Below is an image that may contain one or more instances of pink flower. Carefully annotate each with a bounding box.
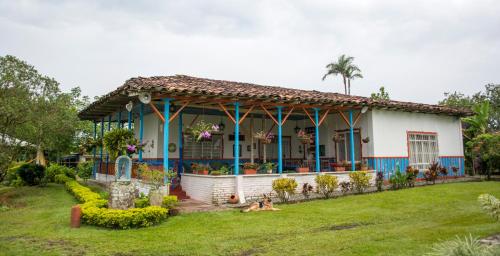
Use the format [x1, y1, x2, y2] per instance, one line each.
[126, 144, 136, 153]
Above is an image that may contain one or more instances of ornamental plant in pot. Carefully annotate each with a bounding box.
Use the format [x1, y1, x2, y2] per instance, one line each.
[192, 163, 210, 175]
[297, 130, 313, 144]
[102, 128, 146, 159]
[189, 120, 219, 142]
[360, 160, 368, 171]
[261, 162, 275, 174]
[296, 163, 309, 173]
[243, 162, 259, 175]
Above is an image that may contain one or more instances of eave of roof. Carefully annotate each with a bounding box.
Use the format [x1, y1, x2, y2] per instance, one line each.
[78, 75, 473, 120]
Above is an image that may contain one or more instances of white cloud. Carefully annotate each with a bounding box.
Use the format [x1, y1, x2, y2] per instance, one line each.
[0, 0, 498, 103]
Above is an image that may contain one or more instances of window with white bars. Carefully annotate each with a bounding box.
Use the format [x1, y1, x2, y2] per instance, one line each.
[408, 133, 439, 170]
[183, 134, 223, 159]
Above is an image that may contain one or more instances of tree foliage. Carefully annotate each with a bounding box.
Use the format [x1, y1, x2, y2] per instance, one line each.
[322, 54, 363, 95]
[0, 55, 91, 181]
[370, 86, 390, 101]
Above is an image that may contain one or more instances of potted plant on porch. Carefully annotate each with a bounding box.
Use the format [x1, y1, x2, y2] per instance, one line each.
[296, 163, 309, 173]
[332, 160, 348, 172]
[261, 162, 275, 174]
[243, 162, 259, 175]
[192, 163, 210, 175]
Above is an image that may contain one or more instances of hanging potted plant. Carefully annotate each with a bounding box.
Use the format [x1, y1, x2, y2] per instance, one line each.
[190, 120, 219, 142]
[297, 130, 313, 144]
[243, 162, 259, 175]
[102, 128, 146, 160]
[254, 131, 274, 144]
[362, 136, 370, 143]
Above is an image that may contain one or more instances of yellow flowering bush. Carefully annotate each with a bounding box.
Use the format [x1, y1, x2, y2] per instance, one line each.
[63, 176, 168, 229]
[348, 171, 371, 194]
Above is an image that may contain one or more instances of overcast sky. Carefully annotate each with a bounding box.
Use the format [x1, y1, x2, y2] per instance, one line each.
[1, 0, 498, 104]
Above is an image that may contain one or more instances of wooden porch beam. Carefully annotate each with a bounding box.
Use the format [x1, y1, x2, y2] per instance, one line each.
[238, 105, 255, 125]
[318, 109, 331, 126]
[302, 107, 316, 126]
[149, 102, 166, 123]
[169, 101, 190, 123]
[218, 103, 236, 124]
[260, 105, 279, 125]
[352, 111, 362, 127]
[338, 110, 351, 128]
[281, 106, 295, 125]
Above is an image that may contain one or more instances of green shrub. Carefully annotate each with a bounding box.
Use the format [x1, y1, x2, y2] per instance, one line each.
[348, 171, 371, 194]
[272, 177, 298, 203]
[375, 171, 384, 192]
[315, 175, 338, 198]
[134, 197, 150, 208]
[17, 163, 45, 186]
[46, 164, 76, 182]
[478, 194, 500, 221]
[389, 170, 407, 190]
[426, 234, 494, 256]
[4, 163, 24, 186]
[64, 178, 168, 229]
[77, 161, 94, 181]
[162, 195, 178, 209]
[54, 174, 72, 184]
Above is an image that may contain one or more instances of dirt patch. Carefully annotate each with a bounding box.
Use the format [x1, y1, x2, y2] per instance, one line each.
[238, 248, 264, 256]
[480, 234, 500, 245]
[1, 235, 88, 255]
[316, 222, 372, 232]
[0, 190, 27, 208]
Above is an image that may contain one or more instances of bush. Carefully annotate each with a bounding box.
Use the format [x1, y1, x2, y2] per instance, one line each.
[375, 171, 384, 192]
[348, 171, 371, 194]
[134, 197, 150, 208]
[77, 161, 94, 181]
[424, 162, 440, 184]
[467, 133, 500, 180]
[46, 164, 76, 182]
[406, 166, 419, 187]
[315, 175, 338, 198]
[54, 174, 72, 184]
[478, 194, 500, 221]
[64, 178, 168, 229]
[426, 234, 494, 256]
[162, 195, 178, 209]
[3, 163, 24, 186]
[389, 170, 407, 190]
[17, 163, 45, 186]
[272, 178, 298, 203]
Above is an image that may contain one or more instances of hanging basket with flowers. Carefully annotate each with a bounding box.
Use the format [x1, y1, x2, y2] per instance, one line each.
[297, 130, 314, 144]
[188, 120, 220, 142]
[254, 131, 274, 144]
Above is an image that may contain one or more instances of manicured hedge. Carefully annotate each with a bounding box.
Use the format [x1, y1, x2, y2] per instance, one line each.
[62, 176, 168, 229]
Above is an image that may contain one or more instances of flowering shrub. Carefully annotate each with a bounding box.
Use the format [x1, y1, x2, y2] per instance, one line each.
[272, 178, 298, 203]
[348, 171, 371, 194]
[424, 162, 440, 184]
[315, 175, 338, 198]
[162, 196, 178, 209]
[102, 128, 145, 159]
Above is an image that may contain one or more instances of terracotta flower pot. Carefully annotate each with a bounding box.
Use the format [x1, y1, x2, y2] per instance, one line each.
[198, 170, 209, 175]
[297, 167, 309, 173]
[361, 166, 368, 171]
[244, 169, 257, 175]
[228, 194, 239, 204]
[334, 166, 346, 172]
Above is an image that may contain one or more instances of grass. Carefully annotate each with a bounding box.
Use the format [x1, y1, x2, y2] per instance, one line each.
[0, 182, 499, 255]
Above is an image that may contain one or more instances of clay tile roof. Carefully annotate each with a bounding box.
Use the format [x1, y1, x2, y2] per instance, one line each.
[78, 75, 472, 120]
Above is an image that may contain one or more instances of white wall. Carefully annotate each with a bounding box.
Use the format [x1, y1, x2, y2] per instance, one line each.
[371, 110, 463, 157]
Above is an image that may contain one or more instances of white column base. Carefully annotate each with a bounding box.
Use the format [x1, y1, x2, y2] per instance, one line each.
[235, 175, 246, 204]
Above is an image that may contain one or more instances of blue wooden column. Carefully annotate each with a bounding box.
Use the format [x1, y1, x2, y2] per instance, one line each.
[178, 112, 183, 175]
[138, 103, 144, 162]
[117, 111, 122, 128]
[127, 109, 132, 130]
[234, 102, 240, 175]
[277, 106, 283, 174]
[99, 118, 104, 174]
[92, 121, 97, 179]
[163, 99, 171, 184]
[349, 109, 355, 171]
[314, 108, 320, 172]
[106, 115, 111, 175]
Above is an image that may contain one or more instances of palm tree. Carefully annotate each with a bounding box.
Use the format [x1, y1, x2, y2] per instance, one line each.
[322, 54, 353, 94]
[345, 65, 363, 95]
[322, 54, 362, 95]
[463, 101, 490, 137]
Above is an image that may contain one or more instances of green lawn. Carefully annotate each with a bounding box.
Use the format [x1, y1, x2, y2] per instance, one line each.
[0, 182, 499, 256]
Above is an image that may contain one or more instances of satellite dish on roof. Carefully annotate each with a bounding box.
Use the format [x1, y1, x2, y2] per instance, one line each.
[138, 92, 152, 104]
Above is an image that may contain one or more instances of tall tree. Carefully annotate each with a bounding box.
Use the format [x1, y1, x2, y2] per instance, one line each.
[322, 54, 354, 94]
[462, 102, 490, 138]
[345, 65, 363, 95]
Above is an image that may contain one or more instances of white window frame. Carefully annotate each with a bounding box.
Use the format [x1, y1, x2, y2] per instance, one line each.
[183, 134, 223, 159]
[407, 132, 439, 170]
